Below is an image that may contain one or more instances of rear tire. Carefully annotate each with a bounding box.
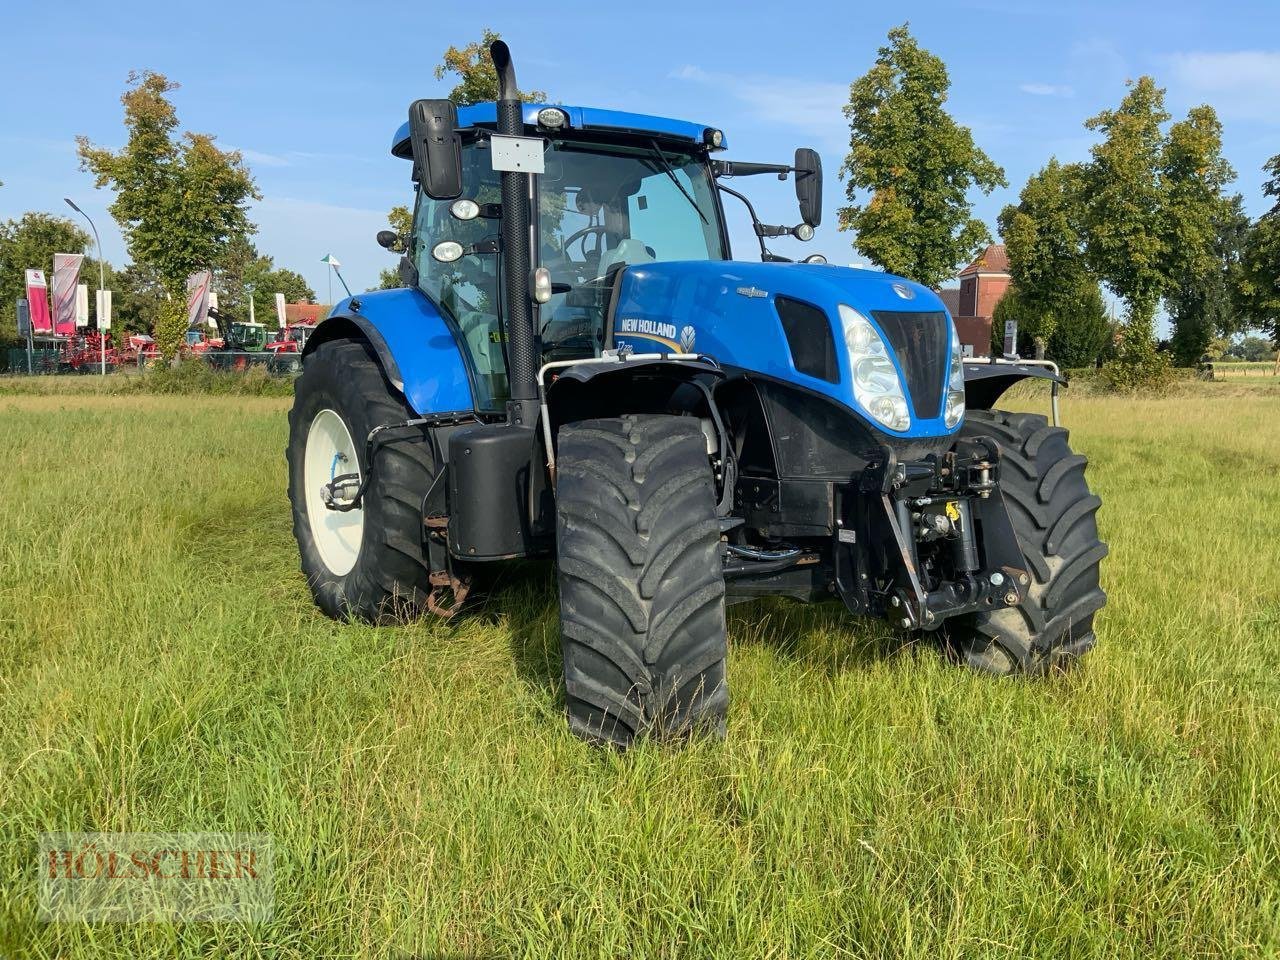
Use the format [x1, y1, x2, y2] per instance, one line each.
[555, 415, 728, 748]
[287, 339, 436, 622]
[945, 409, 1108, 675]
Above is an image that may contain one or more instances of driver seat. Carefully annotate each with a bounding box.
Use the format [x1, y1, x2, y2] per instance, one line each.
[597, 238, 654, 276]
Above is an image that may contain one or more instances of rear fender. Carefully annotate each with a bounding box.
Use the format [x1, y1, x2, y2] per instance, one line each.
[302, 288, 473, 416]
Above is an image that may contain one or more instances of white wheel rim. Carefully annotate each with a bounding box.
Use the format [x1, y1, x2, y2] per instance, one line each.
[304, 408, 364, 576]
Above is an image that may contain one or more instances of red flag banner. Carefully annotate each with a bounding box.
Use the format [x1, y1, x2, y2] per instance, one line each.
[52, 253, 85, 336]
[25, 269, 51, 334]
[186, 271, 212, 329]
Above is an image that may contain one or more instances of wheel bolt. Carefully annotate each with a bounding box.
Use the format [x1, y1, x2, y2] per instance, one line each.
[990, 572, 1005, 586]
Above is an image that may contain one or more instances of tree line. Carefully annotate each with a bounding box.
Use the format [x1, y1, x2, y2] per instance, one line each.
[6, 25, 1276, 386]
[1, 71, 314, 360]
[838, 26, 1278, 388]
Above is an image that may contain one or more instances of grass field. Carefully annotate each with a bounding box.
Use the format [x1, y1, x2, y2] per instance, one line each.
[1, 376, 1278, 958]
[1212, 361, 1280, 380]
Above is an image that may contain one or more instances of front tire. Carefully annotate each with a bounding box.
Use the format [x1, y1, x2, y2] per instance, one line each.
[287, 339, 436, 622]
[555, 415, 728, 747]
[946, 409, 1108, 675]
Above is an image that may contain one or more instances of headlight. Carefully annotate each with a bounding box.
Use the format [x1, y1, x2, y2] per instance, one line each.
[838, 304, 910, 432]
[944, 319, 965, 428]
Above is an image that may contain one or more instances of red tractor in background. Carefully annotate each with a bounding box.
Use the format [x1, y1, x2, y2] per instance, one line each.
[263, 320, 317, 373]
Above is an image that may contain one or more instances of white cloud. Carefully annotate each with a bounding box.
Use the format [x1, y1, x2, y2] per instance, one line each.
[226, 146, 292, 168]
[670, 65, 848, 148]
[1168, 50, 1280, 120]
[1019, 83, 1074, 97]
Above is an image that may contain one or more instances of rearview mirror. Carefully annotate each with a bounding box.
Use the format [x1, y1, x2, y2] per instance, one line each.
[376, 230, 400, 251]
[407, 99, 463, 200]
[794, 147, 823, 228]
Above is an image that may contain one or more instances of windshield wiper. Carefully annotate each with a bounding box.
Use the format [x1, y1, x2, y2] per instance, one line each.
[647, 139, 708, 225]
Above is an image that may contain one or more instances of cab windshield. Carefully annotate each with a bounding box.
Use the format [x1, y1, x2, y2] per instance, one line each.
[413, 137, 725, 408]
[539, 139, 724, 360]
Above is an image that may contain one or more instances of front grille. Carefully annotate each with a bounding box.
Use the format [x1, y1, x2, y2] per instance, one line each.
[871, 310, 948, 419]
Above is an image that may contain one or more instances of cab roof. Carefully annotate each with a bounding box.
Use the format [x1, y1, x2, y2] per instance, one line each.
[390, 102, 724, 158]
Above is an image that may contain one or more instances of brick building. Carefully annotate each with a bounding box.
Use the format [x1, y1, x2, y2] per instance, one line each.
[936, 243, 1011, 356]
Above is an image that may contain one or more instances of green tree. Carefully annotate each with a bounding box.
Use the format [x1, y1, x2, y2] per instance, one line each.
[111, 262, 167, 337]
[839, 24, 1006, 288]
[1161, 105, 1237, 364]
[1048, 284, 1113, 369]
[435, 28, 547, 105]
[992, 282, 1112, 369]
[1226, 334, 1274, 361]
[1080, 76, 1170, 359]
[77, 71, 260, 357]
[997, 159, 1089, 358]
[217, 236, 315, 320]
[374, 205, 413, 290]
[1239, 153, 1280, 343]
[1168, 194, 1251, 364]
[0, 213, 91, 341]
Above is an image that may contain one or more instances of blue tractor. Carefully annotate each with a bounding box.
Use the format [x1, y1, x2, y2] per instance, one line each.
[288, 42, 1106, 747]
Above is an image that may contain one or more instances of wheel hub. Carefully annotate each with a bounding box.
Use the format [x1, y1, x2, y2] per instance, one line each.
[304, 408, 364, 576]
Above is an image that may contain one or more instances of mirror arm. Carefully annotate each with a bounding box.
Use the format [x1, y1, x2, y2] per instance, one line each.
[713, 159, 792, 179]
[717, 182, 775, 262]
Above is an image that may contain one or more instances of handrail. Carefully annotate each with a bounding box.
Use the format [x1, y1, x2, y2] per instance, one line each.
[963, 356, 1062, 426]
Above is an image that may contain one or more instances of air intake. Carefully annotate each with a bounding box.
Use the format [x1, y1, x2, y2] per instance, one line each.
[776, 297, 838, 383]
[870, 311, 949, 419]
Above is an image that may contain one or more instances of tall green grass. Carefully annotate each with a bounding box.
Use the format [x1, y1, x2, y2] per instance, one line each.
[0, 382, 1277, 958]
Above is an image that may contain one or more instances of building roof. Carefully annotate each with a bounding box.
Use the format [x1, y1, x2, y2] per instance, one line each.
[959, 243, 1010, 277]
[936, 287, 961, 317]
[284, 302, 329, 324]
[392, 103, 721, 159]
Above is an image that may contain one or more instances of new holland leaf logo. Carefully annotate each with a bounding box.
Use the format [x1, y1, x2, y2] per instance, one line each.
[679, 325, 697, 352]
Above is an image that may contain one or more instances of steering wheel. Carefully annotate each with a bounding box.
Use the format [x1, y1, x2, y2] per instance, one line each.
[560, 225, 608, 263]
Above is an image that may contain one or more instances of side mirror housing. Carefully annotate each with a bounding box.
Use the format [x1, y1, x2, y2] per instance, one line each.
[794, 147, 823, 228]
[376, 230, 400, 251]
[407, 99, 463, 200]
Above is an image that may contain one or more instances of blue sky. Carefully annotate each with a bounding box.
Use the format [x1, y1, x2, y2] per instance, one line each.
[2, 0, 1278, 306]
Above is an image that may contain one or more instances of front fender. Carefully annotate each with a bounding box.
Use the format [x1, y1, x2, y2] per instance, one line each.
[962, 359, 1064, 410]
[302, 288, 474, 416]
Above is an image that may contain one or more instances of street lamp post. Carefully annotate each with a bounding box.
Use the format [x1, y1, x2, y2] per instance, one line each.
[64, 198, 107, 375]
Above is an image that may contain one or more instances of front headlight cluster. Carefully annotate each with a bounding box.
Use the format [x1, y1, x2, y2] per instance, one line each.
[838, 304, 910, 432]
[944, 320, 965, 428]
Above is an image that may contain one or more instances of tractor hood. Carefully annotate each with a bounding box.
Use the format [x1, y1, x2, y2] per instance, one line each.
[608, 260, 960, 440]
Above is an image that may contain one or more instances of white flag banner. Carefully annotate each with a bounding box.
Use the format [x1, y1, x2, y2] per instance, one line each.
[96, 289, 113, 330]
[52, 253, 85, 335]
[75, 284, 90, 327]
[186, 271, 212, 329]
[274, 293, 287, 329]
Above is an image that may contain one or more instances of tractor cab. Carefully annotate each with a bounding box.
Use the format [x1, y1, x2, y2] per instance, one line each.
[389, 102, 817, 408]
[229, 321, 267, 351]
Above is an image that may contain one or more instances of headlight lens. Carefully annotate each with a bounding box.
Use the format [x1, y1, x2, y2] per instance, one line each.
[944, 319, 965, 428]
[839, 304, 910, 432]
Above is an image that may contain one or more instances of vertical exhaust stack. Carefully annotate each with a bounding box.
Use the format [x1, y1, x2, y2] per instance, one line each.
[489, 40, 539, 419]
